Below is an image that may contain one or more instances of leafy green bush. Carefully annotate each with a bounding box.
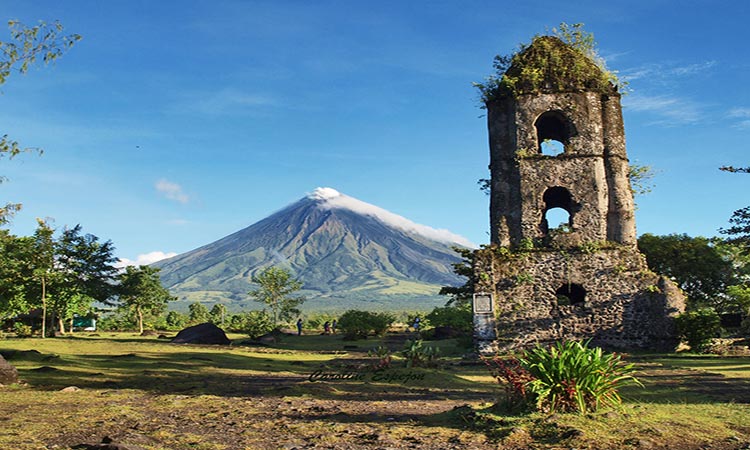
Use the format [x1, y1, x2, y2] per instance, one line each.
[425, 305, 472, 333]
[401, 339, 440, 368]
[164, 310, 187, 331]
[337, 310, 395, 340]
[227, 311, 274, 338]
[12, 322, 32, 338]
[519, 340, 641, 414]
[675, 308, 721, 353]
[188, 302, 211, 325]
[96, 311, 137, 331]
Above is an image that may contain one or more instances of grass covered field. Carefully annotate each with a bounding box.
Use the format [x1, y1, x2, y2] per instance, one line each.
[1, 332, 749, 449]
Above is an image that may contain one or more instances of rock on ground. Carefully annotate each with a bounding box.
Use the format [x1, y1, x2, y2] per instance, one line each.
[0, 354, 19, 385]
[171, 323, 230, 345]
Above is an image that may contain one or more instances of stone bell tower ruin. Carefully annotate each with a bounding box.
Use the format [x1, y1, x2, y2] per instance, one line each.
[473, 36, 685, 352]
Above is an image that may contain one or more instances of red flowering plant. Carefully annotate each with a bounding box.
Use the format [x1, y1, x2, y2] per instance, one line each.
[483, 355, 537, 412]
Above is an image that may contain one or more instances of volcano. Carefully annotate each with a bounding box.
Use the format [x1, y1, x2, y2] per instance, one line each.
[154, 188, 473, 310]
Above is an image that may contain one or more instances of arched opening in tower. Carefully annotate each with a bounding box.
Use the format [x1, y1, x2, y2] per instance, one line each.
[535, 110, 574, 156]
[545, 207, 569, 230]
[556, 283, 586, 306]
[541, 186, 576, 233]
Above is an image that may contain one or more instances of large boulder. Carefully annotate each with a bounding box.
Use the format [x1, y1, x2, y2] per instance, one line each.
[171, 323, 230, 345]
[0, 354, 19, 385]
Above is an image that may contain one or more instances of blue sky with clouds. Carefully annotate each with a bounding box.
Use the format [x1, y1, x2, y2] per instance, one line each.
[1, 0, 748, 264]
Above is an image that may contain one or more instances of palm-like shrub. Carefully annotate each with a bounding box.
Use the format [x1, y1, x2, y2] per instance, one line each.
[519, 340, 641, 414]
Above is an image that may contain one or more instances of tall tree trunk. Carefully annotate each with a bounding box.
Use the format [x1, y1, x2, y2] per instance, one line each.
[69, 317, 75, 334]
[57, 316, 65, 335]
[41, 277, 46, 339]
[138, 306, 144, 334]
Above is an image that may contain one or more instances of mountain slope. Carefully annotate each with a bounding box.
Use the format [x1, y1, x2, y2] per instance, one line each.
[154, 188, 473, 310]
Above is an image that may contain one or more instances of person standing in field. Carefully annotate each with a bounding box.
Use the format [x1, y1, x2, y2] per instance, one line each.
[296, 318, 303, 336]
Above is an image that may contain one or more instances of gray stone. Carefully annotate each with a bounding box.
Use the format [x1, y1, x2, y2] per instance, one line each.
[0, 354, 18, 385]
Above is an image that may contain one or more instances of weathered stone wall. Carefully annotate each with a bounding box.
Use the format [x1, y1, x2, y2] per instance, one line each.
[474, 246, 685, 351]
[518, 155, 608, 243]
[488, 91, 636, 247]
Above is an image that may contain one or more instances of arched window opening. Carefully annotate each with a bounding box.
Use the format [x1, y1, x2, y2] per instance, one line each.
[545, 207, 570, 231]
[540, 186, 578, 234]
[556, 283, 586, 306]
[535, 111, 575, 156]
[541, 139, 565, 156]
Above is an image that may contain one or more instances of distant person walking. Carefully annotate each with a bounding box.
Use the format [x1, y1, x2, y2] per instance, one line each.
[296, 318, 303, 336]
[331, 319, 337, 334]
[323, 321, 331, 335]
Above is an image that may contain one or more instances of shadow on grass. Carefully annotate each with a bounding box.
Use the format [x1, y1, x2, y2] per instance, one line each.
[2, 346, 496, 402]
[624, 367, 750, 404]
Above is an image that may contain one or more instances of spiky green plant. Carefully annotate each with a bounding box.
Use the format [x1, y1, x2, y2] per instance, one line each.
[401, 339, 440, 368]
[519, 340, 642, 414]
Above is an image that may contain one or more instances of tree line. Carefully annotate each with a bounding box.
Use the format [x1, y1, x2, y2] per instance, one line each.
[0, 219, 174, 337]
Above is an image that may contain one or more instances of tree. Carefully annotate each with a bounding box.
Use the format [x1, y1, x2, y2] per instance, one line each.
[248, 266, 305, 326]
[675, 308, 722, 353]
[188, 302, 210, 324]
[118, 265, 175, 334]
[628, 164, 656, 198]
[50, 224, 119, 333]
[719, 166, 750, 251]
[164, 310, 187, 330]
[439, 246, 477, 308]
[1, 20, 80, 224]
[0, 230, 35, 320]
[638, 234, 737, 311]
[31, 218, 56, 338]
[336, 310, 395, 340]
[210, 304, 227, 326]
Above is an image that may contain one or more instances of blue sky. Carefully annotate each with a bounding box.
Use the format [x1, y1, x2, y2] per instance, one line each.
[1, 0, 748, 264]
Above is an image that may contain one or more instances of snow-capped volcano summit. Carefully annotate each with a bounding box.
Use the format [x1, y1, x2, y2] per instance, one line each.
[307, 187, 474, 248]
[154, 188, 472, 309]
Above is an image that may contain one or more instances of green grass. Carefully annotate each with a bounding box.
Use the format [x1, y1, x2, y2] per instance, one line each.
[1, 334, 749, 449]
[649, 354, 750, 378]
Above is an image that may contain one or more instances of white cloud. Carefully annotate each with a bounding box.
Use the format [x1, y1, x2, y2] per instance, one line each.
[623, 94, 701, 125]
[117, 251, 178, 268]
[170, 88, 279, 116]
[622, 61, 716, 82]
[308, 187, 476, 248]
[729, 107, 750, 129]
[156, 179, 189, 204]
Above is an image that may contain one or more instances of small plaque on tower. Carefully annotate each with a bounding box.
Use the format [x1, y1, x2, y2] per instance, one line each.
[473, 293, 493, 314]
